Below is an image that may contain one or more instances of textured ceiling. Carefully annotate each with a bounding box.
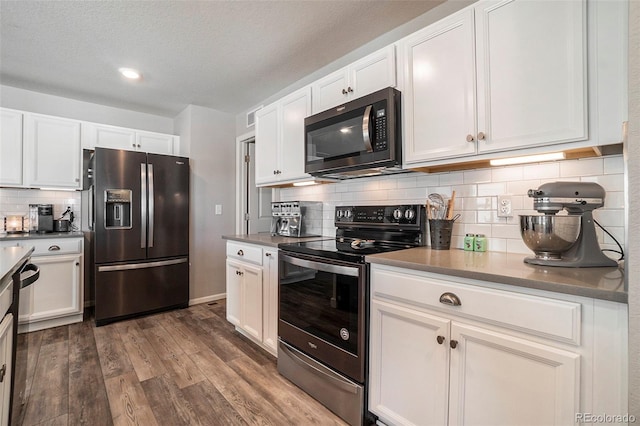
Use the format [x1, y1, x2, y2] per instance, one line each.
[0, 1, 441, 117]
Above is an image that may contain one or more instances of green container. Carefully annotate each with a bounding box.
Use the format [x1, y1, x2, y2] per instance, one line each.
[464, 234, 475, 251]
[474, 234, 487, 252]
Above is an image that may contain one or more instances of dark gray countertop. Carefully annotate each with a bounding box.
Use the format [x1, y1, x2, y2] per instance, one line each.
[366, 247, 626, 303]
[0, 231, 84, 241]
[1, 246, 35, 286]
[222, 233, 331, 248]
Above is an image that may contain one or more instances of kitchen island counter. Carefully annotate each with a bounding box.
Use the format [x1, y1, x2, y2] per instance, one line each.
[1, 245, 34, 286]
[222, 233, 330, 248]
[366, 247, 626, 303]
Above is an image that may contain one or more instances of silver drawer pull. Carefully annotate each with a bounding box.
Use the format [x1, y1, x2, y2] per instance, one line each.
[439, 292, 461, 307]
[237, 249, 244, 256]
[48, 245, 61, 251]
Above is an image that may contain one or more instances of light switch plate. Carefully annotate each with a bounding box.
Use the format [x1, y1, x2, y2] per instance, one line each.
[215, 204, 222, 215]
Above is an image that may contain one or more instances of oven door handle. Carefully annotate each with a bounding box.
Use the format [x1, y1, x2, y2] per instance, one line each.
[280, 254, 359, 277]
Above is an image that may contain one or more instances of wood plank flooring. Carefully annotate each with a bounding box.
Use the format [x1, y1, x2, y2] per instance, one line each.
[16, 300, 348, 426]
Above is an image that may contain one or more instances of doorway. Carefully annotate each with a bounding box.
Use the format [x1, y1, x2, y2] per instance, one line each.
[236, 133, 272, 234]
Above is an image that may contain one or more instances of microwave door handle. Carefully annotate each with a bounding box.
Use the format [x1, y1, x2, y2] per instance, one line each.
[362, 105, 374, 153]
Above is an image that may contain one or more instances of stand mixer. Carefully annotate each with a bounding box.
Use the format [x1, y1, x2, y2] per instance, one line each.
[520, 181, 618, 268]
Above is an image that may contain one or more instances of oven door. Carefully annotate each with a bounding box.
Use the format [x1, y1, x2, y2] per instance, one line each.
[278, 251, 366, 383]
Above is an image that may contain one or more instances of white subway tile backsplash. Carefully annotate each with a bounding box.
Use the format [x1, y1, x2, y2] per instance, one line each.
[273, 155, 625, 256]
[560, 158, 604, 177]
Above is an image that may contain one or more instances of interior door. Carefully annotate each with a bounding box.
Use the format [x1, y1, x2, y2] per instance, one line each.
[246, 142, 272, 234]
[146, 153, 190, 259]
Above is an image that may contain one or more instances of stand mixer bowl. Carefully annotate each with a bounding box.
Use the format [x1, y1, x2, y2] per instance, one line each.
[519, 215, 581, 259]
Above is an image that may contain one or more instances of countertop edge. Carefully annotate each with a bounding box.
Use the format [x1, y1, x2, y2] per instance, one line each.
[222, 234, 329, 248]
[0, 231, 84, 241]
[1, 246, 35, 285]
[366, 255, 627, 304]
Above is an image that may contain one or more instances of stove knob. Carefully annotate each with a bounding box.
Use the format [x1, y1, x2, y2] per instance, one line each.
[345, 210, 352, 219]
[393, 209, 403, 220]
[405, 209, 415, 220]
[337, 210, 344, 219]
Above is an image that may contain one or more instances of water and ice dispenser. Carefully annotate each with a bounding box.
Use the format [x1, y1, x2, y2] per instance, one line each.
[104, 189, 132, 229]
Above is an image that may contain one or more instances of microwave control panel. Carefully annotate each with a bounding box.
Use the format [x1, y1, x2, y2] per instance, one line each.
[373, 102, 388, 152]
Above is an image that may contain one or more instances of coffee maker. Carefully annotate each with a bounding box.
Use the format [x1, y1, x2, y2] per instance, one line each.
[28, 204, 54, 233]
[271, 201, 322, 237]
[519, 182, 618, 267]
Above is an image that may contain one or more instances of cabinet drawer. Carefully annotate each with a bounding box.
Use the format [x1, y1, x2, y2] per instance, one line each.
[226, 241, 263, 265]
[371, 266, 581, 345]
[2, 238, 82, 256]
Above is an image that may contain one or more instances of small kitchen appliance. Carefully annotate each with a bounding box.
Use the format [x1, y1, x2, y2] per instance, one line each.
[278, 204, 426, 425]
[3, 215, 25, 234]
[304, 87, 403, 179]
[28, 204, 54, 233]
[270, 201, 322, 237]
[519, 181, 617, 267]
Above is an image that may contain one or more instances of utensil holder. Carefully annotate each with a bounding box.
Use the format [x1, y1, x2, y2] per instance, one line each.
[429, 219, 454, 250]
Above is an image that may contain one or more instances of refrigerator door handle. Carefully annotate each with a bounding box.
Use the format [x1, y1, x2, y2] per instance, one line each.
[141, 163, 147, 249]
[88, 184, 94, 230]
[148, 163, 154, 248]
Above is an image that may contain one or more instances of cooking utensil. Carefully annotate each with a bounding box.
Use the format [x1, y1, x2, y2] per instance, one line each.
[446, 190, 456, 220]
[53, 219, 70, 232]
[428, 193, 446, 219]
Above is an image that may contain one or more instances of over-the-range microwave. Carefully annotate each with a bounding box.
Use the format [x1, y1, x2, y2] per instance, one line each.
[304, 87, 403, 179]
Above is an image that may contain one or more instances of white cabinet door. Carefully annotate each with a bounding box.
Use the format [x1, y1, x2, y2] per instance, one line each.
[402, 9, 478, 164]
[255, 86, 311, 186]
[475, 0, 587, 153]
[279, 87, 312, 183]
[0, 314, 12, 426]
[255, 103, 280, 185]
[26, 254, 82, 323]
[136, 131, 175, 155]
[24, 114, 81, 189]
[82, 122, 136, 151]
[311, 69, 349, 113]
[262, 249, 278, 355]
[448, 322, 580, 426]
[369, 299, 451, 426]
[239, 263, 263, 342]
[226, 260, 242, 327]
[0, 108, 23, 186]
[350, 45, 396, 100]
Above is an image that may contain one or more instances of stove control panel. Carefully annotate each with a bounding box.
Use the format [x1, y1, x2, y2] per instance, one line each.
[335, 205, 423, 226]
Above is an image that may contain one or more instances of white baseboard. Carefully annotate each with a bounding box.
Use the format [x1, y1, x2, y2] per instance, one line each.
[189, 293, 226, 306]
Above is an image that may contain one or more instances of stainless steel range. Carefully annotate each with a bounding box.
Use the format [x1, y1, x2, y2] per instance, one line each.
[277, 204, 426, 426]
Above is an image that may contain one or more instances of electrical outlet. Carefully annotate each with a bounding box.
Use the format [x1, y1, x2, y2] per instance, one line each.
[497, 195, 513, 217]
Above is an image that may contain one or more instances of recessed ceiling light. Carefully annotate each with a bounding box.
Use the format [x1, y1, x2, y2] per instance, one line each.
[118, 67, 142, 80]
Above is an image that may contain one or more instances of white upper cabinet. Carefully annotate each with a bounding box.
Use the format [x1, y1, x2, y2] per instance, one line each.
[255, 86, 312, 186]
[0, 108, 24, 186]
[475, 0, 587, 154]
[403, 0, 591, 166]
[82, 122, 177, 155]
[312, 45, 396, 113]
[24, 113, 82, 189]
[401, 9, 478, 162]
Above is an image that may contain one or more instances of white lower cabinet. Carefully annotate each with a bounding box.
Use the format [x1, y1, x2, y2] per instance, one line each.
[368, 264, 627, 426]
[225, 241, 278, 356]
[0, 314, 13, 426]
[1, 238, 84, 333]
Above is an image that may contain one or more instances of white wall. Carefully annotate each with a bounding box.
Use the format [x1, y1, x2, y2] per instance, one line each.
[0, 85, 174, 133]
[174, 105, 236, 302]
[626, 0, 639, 417]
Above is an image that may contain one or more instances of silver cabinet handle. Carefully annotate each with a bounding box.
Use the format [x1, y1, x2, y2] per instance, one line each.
[237, 250, 244, 256]
[439, 292, 462, 306]
[48, 245, 61, 251]
[466, 134, 475, 142]
[265, 252, 272, 257]
[436, 336, 445, 345]
[477, 132, 486, 140]
[347, 86, 353, 93]
[0, 364, 5, 382]
[450, 340, 458, 349]
[342, 88, 348, 95]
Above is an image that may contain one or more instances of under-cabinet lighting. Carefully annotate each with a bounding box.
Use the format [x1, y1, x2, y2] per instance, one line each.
[490, 152, 566, 166]
[293, 181, 318, 187]
[39, 188, 77, 192]
[118, 67, 142, 80]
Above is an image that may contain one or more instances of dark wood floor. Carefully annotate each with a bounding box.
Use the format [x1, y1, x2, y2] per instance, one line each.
[14, 300, 347, 426]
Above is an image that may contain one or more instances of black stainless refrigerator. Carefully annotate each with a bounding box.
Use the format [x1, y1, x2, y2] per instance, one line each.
[88, 147, 189, 325]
